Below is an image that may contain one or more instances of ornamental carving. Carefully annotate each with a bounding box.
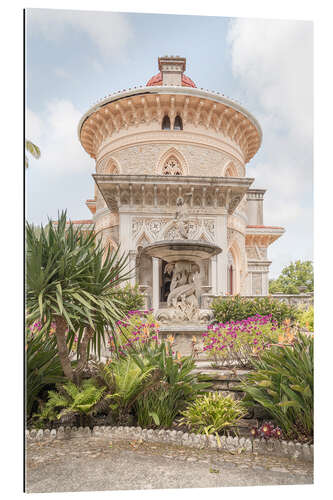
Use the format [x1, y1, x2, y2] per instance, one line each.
[163, 156, 182, 175]
[132, 216, 216, 244]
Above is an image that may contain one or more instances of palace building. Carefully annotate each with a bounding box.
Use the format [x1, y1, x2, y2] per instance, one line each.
[77, 56, 284, 311]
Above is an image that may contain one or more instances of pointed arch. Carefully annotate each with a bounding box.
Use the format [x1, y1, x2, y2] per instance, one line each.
[97, 155, 121, 175]
[156, 147, 189, 175]
[223, 160, 238, 177]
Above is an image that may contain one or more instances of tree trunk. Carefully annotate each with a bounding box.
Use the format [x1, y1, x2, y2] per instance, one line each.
[73, 326, 94, 385]
[54, 315, 73, 381]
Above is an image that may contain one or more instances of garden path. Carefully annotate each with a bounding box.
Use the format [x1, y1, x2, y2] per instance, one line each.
[25, 437, 313, 493]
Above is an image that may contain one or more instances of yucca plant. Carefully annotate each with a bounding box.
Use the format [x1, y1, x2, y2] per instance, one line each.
[26, 211, 132, 383]
[180, 392, 247, 435]
[26, 329, 64, 417]
[39, 379, 106, 425]
[238, 332, 313, 441]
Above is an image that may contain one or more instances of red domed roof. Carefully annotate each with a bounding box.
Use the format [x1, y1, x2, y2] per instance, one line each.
[146, 72, 196, 88]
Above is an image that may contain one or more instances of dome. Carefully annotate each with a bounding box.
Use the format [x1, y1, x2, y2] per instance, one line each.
[146, 72, 196, 88]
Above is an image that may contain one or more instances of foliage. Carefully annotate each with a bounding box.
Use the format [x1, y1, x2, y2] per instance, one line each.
[202, 314, 280, 368]
[25, 140, 40, 168]
[133, 340, 210, 428]
[180, 392, 246, 435]
[269, 260, 314, 295]
[298, 306, 314, 332]
[95, 357, 154, 424]
[37, 379, 106, 424]
[238, 333, 313, 441]
[113, 283, 145, 315]
[250, 421, 283, 440]
[110, 310, 159, 355]
[26, 327, 64, 417]
[26, 211, 131, 382]
[211, 295, 299, 326]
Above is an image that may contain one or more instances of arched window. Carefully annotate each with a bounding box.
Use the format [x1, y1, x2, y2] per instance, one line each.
[162, 115, 171, 130]
[162, 156, 183, 175]
[173, 115, 183, 130]
[227, 250, 234, 295]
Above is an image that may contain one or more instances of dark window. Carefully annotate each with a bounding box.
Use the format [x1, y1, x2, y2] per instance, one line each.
[162, 115, 171, 130]
[173, 115, 183, 130]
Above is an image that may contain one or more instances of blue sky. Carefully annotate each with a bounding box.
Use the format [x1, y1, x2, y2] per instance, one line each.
[25, 8, 313, 278]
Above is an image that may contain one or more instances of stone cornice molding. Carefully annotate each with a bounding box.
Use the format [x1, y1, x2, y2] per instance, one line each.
[245, 225, 285, 247]
[79, 88, 261, 163]
[93, 174, 254, 214]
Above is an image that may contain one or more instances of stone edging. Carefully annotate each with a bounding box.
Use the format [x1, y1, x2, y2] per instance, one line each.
[26, 426, 313, 463]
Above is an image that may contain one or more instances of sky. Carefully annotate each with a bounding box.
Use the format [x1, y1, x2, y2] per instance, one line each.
[25, 8, 313, 278]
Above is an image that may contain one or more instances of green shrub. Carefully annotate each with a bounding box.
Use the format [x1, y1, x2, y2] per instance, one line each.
[211, 295, 299, 326]
[298, 306, 314, 332]
[113, 283, 145, 315]
[38, 379, 106, 425]
[95, 357, 154, 424]
[133, 341, 210, 428]
[180, 392, 246, 435]
[238, 333, 313, 441]
[26, 327, 64, 417]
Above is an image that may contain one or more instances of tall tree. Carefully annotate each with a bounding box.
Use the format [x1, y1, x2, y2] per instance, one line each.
[26, 212, 132, 383]
[269, 260, 314, 295]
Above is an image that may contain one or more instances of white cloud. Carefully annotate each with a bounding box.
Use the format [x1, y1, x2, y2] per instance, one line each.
[227, 18, 313, 275]
[27, 9, 132, 59]
[26, 99, 94, 174]
[227, 18, 313, 145]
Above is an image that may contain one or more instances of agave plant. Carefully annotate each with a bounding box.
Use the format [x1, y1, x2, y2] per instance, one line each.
[26, 329, 64, 417]
[26, 211, 132, 383]
[238, 332, 313, 440]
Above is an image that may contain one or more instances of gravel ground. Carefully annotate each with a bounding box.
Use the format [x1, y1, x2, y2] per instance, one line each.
[25, 437, 313, 493]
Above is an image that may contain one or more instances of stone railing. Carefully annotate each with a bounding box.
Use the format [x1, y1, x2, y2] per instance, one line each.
[201, 293, 314, 309]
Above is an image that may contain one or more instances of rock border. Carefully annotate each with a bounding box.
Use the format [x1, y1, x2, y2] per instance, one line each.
[26, 426, 313, 463]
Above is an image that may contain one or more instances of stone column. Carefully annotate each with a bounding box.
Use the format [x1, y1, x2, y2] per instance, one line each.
[216, 212, 228, 295]
[211, 256, 217, 294]
[152, 257, 160, 313]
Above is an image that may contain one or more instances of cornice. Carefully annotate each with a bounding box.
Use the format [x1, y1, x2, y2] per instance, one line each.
[78, 89, 261, 164]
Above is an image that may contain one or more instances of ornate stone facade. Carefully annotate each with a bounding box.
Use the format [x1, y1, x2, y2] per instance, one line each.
[78, 56, 284, 308]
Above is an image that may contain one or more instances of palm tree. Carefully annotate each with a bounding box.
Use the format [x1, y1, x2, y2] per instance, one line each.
[25, 140, 41, 168]
[26, 211, 132, 383]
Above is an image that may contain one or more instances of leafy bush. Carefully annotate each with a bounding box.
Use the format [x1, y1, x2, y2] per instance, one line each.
[133, 340, 210, 428]
[202, 314, 280, 367]
[38, 379, 106, 425]
[180, 393, 246, 435]
[26, 326, 64, 417]
[211, 295, 299, 326]
[95, 357, 154, 424]
[238, 333, 313, 441]
[298, 306, 314, 332]
[113, 283, 145, 316]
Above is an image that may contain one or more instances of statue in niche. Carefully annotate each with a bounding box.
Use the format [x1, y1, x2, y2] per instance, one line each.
[164, 261, 201, 318]
[175, 193, 192, 239]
